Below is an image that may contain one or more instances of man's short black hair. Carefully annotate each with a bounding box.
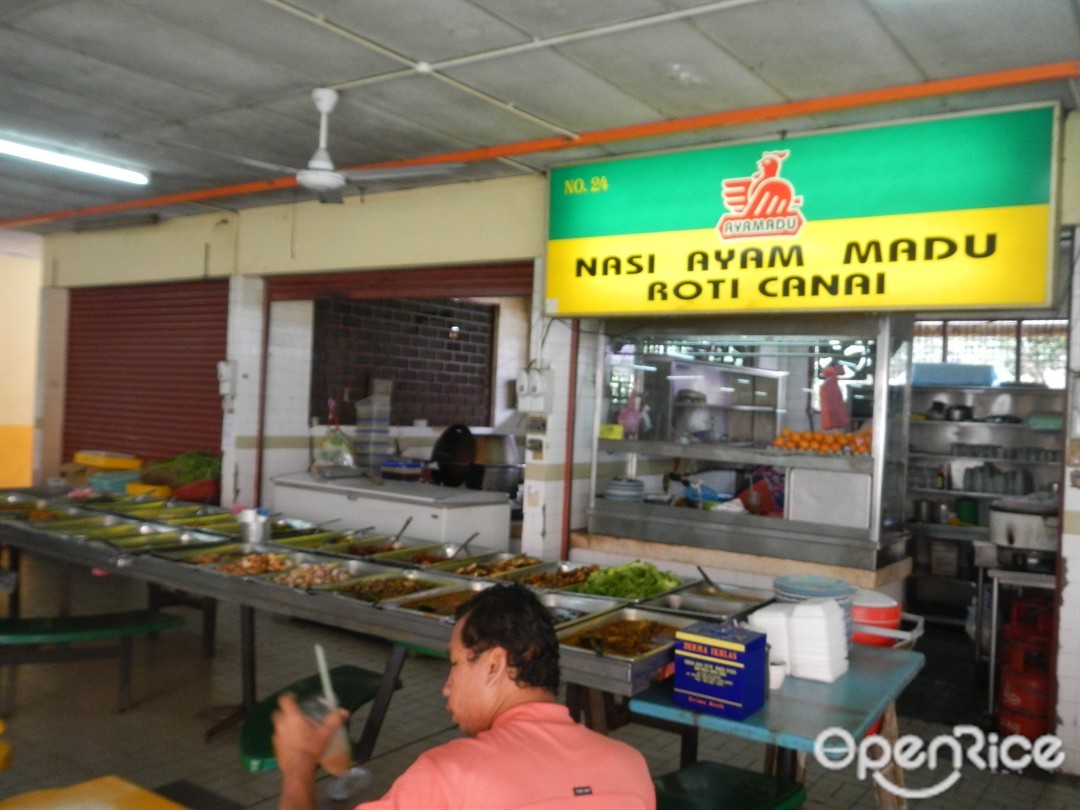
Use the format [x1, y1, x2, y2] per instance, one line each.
[455, 583, 560, 692]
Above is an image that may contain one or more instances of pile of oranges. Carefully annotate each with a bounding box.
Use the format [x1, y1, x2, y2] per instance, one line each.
[772, 427, 873, 455]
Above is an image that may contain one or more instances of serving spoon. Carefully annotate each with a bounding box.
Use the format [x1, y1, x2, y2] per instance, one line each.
[449, 531, 479, 559]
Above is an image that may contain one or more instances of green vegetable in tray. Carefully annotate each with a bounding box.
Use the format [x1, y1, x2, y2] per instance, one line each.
[576, 560, 681, 600]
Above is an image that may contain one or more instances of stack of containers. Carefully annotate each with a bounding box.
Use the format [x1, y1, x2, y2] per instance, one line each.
[997, 593, 1054, 740]
[75, 450, 144, 493]
[851, 589, 903, 646]
[353, 394, 391, 473]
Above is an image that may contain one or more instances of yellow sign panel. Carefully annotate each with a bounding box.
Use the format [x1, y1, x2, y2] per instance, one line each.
[546, 205, 1050, 316]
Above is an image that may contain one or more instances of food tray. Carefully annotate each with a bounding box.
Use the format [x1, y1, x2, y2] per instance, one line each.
[556, 606, 701, 695]
[105, 503, 210, 520]
[207, 550, 343, 579]
[371, 541, 499, 568]
[314, 568, 460, 604]
[164, 514, 321, 538]
[154, 543, 266, 565]
[641, 582, 774, 622]
[105, 528, 235, 554]
[568, 568, 697, 602]
[535, 591, 624, 630]
[0, 497, 85, 522]
[26, 513, 142, 538]
[499, 561, 601, 590]
[253, 556, 390, 590]
[265, 530, 350, 550]
[382, 581, 495, 620]
[278, 533, 429, 557]
[431, 552, 545, 579]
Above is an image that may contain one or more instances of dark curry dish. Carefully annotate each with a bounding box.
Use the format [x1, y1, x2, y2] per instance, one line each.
[562, 619, 678, 657]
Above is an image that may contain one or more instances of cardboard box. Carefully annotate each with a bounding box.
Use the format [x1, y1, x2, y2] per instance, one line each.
[673, 621, 767, 720]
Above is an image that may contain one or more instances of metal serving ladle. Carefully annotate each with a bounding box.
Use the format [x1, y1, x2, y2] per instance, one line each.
[449, 531, 479, 559]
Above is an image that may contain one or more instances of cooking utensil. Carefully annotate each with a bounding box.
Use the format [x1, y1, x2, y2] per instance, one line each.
[392, 517, 413, 543]
[449, 531, 480, 559]
[946, 404, 973, 421]
[696, 566, 719, 592]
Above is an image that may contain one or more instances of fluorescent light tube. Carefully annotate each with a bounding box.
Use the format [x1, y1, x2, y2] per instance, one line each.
[0, 139, 149, 185]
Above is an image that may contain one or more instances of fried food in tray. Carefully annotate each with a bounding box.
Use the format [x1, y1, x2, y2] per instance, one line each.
[512, 563, 599, 590]
[390, 585, 492, 617]
[214, 552, 295, 576]
[265, 561, 355, 588]
[321, 574, 446, 603]
[562, 618, 679, 658]
[442, 553, 543, 578]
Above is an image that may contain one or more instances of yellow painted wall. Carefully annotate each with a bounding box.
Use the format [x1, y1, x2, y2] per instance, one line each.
[0, 235, 43, 486]
[43, 175, 547, 284]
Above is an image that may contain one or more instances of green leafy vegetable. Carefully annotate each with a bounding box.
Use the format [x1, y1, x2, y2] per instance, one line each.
[142, 451, 222, 488]
[576, 560, 681, 599]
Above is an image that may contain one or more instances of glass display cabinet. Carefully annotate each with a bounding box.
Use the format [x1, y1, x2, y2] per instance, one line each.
[587, 314, 913, 570]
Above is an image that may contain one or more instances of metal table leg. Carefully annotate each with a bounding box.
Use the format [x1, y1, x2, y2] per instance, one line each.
[353, 642, 408, 764]
[203, 604, 256, 740]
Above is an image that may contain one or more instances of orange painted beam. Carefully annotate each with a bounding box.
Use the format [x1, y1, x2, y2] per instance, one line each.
[3, 60, 1077, 230]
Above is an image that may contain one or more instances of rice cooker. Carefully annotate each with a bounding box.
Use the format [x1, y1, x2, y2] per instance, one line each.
[990, 496, 1059, 572]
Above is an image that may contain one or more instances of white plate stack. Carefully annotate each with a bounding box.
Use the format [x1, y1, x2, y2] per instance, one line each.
[603, 478, 645, 502]
[787, 598, 849, 683]
[772, 574, 856, 642]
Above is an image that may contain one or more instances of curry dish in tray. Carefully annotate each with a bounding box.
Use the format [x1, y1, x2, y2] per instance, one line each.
[562, 619, 678, 658]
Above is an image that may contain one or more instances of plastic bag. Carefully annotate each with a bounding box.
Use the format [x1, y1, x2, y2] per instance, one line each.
[314, 427, 357, 468]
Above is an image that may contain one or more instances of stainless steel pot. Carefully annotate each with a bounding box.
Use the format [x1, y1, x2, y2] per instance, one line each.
[946, 404, 973, 421]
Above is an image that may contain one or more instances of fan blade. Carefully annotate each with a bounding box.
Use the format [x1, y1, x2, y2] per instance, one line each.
[339, 162, 465, 183]
[156, 139, 301, 174]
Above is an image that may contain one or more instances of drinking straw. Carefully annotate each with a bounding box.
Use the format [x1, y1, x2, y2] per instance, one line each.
[315, 643, 338, 709]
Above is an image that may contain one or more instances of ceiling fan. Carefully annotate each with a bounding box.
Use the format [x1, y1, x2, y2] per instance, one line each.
[296, 87, 464, 203]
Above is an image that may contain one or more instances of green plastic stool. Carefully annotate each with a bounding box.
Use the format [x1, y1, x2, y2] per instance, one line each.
[239, 664, 398, 772]
[653, 760, 807, 810]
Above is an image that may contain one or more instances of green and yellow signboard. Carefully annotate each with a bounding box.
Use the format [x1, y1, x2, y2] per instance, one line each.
[546, 105, 1058, 316]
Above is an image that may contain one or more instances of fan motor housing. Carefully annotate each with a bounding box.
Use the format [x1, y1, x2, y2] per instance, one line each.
[297, 168, 345, 192]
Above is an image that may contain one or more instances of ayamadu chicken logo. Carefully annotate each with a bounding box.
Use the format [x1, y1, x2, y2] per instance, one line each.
[717, 150, 805, 239]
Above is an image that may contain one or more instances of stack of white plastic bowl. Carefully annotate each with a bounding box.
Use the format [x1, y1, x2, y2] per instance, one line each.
[787, 597, 850, 682]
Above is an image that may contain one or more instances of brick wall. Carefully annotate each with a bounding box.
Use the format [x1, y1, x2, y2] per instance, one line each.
[311, 298, 495, 427]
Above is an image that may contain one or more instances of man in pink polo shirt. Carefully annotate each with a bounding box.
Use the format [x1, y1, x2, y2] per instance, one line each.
[273, 583, 656, 809]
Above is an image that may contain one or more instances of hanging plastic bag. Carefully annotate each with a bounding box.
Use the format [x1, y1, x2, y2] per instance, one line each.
[314, 428, 357, 468]
[819, 363, 850, 430]
[312, 398, 357, 469]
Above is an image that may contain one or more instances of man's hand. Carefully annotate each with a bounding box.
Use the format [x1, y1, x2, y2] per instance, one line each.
[272, 691, 349, 810]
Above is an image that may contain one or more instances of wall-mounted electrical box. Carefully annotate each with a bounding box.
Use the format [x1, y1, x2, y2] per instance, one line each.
[515, 368, 553, 413]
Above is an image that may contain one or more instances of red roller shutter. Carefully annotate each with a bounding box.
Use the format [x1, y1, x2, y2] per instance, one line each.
[63, 280, 229, 464]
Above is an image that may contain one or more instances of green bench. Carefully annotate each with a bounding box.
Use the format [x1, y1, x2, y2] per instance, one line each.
[0, 609, 185, 714]
[240, 664, 401, 773]
[653, 760, 807, 810]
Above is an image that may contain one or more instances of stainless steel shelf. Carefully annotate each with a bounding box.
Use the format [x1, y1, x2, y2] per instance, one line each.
[907, 487, 1028, 501]
[906, 523, 989, 540]
[597, 438, 873, 474]
[671, 403, 776, 413]
[908, 452, 1058, 468]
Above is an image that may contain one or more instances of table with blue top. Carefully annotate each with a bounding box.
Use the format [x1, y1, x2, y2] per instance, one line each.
[629, 644, 924, 784]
